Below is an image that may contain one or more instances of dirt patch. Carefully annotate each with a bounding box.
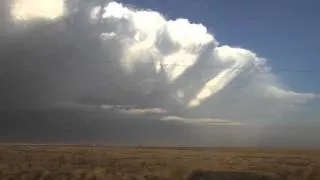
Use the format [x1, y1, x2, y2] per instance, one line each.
[187, 170, 278, 180]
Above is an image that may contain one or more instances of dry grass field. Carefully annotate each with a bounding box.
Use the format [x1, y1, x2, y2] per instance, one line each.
[0, 145, 320, 180]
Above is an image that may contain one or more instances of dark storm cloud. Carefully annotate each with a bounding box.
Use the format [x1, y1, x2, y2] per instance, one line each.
[0, 0, 195, 145]
[0, 0, 161, 109]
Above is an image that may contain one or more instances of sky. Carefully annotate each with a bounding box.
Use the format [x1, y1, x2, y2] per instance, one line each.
[0, 0, 319, 147]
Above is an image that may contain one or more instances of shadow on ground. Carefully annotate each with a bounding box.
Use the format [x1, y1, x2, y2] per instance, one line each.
[187, 170, 279, 180]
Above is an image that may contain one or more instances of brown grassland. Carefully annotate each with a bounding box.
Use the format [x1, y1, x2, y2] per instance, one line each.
[0, 145, 320, 180]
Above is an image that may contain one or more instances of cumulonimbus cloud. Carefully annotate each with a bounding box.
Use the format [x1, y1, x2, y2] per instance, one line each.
[92, 2, 316, 115]
[2, 0, 317, 122]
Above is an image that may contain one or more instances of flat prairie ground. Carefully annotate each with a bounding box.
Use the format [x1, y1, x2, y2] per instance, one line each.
[0, 145, 320, 180]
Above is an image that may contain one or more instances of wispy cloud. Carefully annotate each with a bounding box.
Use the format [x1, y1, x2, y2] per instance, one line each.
[162, 116, 241, 126]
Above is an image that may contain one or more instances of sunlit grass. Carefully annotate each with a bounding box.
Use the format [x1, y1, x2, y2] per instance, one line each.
[0, 145, 319, 179]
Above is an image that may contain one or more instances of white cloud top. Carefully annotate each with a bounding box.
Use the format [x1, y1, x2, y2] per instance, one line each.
[11, 0, 64, 20]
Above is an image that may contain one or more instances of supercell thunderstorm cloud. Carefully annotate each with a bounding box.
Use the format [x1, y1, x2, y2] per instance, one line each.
[0, 0, 319, 146]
